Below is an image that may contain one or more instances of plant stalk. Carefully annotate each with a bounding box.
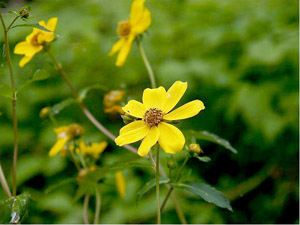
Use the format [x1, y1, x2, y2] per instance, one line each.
[83, 193, 90, 224]
[0, 163, 12, 198]
[94, 186, 101, 224]
[155, 145, 161, 224]
[0, 13, 19, 196]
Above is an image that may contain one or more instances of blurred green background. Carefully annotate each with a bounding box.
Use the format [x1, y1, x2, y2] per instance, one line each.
[0, 0, 298, 223]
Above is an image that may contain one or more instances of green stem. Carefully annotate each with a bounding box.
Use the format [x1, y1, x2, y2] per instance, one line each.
[0, 13, 19, 196]
[6, 16, 20, 31]
[83, 193, 90, 224]
[0, 163, 12, 198]
[69, 149, 81, 171]
[155, 145, 161, 224]
[160, 156, 189, 214]
[137, 38, 156, 89]
[94, 186, 101, 224]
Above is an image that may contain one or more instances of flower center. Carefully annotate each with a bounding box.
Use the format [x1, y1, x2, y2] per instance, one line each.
[31, 33, 41, 46]
[143, 108, 163, 127]
[117, 20, 131, 37]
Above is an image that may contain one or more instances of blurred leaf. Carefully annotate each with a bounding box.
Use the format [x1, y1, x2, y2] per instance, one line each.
[196, 156, 211, 162]
[0, 2, 6, 8]
[6, 192, 31, 224]
[79, 84, 108, 102]
[74, 183, 90, 202]
[137, 177, 170, 202]
[50, 98, 76, 116]
[0, 200, 10, 223]
[170, 181, 232, 211]
[189, 130, 237, 154]
[0, 83, 13, 99]
[45, 177, 76, 194]
[10, 23, 51, 32]
[18, 69, 51, 92]
[8, 10, 18, 15]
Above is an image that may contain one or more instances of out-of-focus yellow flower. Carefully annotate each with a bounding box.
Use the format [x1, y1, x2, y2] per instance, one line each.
[49, 123, 84, 157]
[109, 0, 151, 66]
[104, 90, 125, 115]
[115, 81, 205, 157]
[188, 143, 203, 154]
[116, 171, 126, 199]
[39, 106, 51, 119]
[14, 17, 58, 67]
[78, 140, 108, 158]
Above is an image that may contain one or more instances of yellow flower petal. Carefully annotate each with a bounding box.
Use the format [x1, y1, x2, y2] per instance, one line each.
[14, 41, 32, 55]
[46, 17, 58, 32]
[116, 171, 126, 199]
[115, 33, 135, 67]
[115, 121, 149, 146]
[109, 38, 126, 56]
[49, 137, 69, 157]
[163, 81, 187, 113]
[90, 141, 108, 158]
[132, 8, 151, 34]
[130, 0, 146, 25]
[142, 86, 167, 110]
[163, 100, 205, 121]
[19, 56, 33, 68]
[122, 100, 146, 118]
[120, 120, 145, 134]
[138, 126, 160, 157]
[158, 122, 185, 154]
[42, 17, 58, 43]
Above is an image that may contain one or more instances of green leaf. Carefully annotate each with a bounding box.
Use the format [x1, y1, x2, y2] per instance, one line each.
[10, 23, 51, 32]
[170, 181, 232, 211]
[8, 10, 18, 15]
[74, 184, 89, 202]
[0, 2, 6, 8]
[18, 69, 51, 92]
[137, 177, 170, 202]
[45, 177, 76, 194]
[6, 192, 31, 224]
[50, 98, 76, 116]
[0, 84, 13, 99]
[190, 130, 237, 154]
[196, 156, 211, 162]
[79, 84, 108, 102]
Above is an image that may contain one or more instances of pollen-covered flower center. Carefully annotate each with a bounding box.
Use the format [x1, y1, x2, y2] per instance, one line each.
[117, 20, 131, 37]
[143, 108, 163, 127]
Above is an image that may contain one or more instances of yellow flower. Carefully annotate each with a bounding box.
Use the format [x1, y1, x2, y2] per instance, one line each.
[109, 0, 151, 66]
[115, 81, 205, 157]
[49, 124, 84, 157]
[104, 90, 125, 115]
[116, 171, 126, 199]
[78, 140, 108, 158]
[14, 17, 58, 67]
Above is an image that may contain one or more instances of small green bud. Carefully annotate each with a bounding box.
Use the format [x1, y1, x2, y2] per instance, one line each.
[19, 7, 29, 19]
[188, 143, 203, 155]
[39, 106, 51, 119]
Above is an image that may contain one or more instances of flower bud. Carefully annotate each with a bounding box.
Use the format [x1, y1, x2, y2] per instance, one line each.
[167, 158, 177, 169]
[77, 168, 88, 183]
[19, 7, 29, 19]
[68, 123, 85, 139]
[188, 143, 203, 155]
[39, 106, 51, 119]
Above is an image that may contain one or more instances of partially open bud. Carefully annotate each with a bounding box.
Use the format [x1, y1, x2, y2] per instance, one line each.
[68, 123, 85, 139]
[19, 7, 29, 19]
[167, 158, 177, 170]
[188, 143, 203, 155]
[39, 106, 51, 119]
[77, 168, 88, 183]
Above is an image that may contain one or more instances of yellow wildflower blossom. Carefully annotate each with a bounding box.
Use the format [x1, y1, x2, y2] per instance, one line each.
[109, 0, 151, 66]
[116, 171, 126, 199]
[78, 140, 108, 158]
[49, 124, 84, 157]
[104, 90, 125, 115]
[115, 81, 205, 157]
[14, 17, 58, 67]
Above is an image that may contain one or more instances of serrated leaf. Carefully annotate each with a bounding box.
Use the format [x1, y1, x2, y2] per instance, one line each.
[50, 98, 75, 116]
[196, 156, 211, 162]
[137, 177, 169, 202]
[0, 2, 6, 8]
[79, 84, 108, 102]
[0, 84, 13, 99]
[5, 192, 31, 224]
[189, 130, 237, 154]
[18, 69, 51, 92]
[45, 177, 76, 194]
[171, 181, 232, 211]
[10, 23, 51, 32]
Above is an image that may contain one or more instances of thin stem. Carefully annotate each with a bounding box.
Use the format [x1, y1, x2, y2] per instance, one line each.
[160, 156, 189, 214]
[1, 13, 19, 196]
[83, 193, 90, 224]
[155, 145, 161, 224]
[137, 38, 156, 89]
[0, 163, 12, 198]
[94, 186, 101, 224]
[7, 16, 20, 31]
[45, 48, 137, 154]
[69, 150, 81, 171]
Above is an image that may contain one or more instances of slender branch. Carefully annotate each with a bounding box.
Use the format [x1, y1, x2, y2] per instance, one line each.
[83, 193, 90, 224]
[137, 38, 156, 89]
[155, 145, 161, 224]
[1, 13, 19, 196]
[94, 186, 101, 224]
[161, 156, 189, 213]
[69, 149, 81, 171]
[6, 16, 20, 31]
[0, 163, 12, 198]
